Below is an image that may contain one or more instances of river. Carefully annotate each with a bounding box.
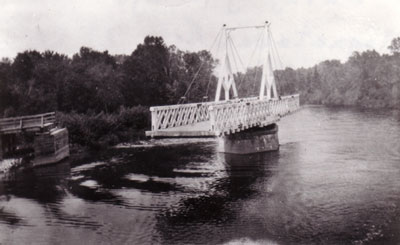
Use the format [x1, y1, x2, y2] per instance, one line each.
[0, 106, 399, 244]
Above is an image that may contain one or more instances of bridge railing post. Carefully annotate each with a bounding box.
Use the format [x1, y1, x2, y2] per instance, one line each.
[209, 106, 215, 132]
[150, 107, 157, 131]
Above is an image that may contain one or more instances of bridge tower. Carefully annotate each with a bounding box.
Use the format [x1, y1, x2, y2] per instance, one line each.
[215, 25, 239, 102]
[214, 22, 283, 153]
[259, 23, 278, 100]
[215, 22, 279, 102]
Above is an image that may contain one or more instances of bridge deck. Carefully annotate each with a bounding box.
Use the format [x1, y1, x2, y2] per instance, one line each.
[145, 95, 300, 138]
[145, 116, 281, 138]
[146, 121, 214, 138]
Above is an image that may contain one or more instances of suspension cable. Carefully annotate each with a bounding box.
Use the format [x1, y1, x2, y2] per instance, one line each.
[229, 35, 246, 74]
[268, 34, 279, 72]
[269, 28, 283, 69]
[227, 36, 239, 77]
[237, 29, 265, 94]
[205, 29, 223, 100]
[267, 27, 284, 96]
[228, 38, 244, 96]
[178, 28, 223, 104]
[252, 29, 266, 95]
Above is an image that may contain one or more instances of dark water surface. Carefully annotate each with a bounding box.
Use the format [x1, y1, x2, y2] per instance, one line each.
[1, 106, 399, 244]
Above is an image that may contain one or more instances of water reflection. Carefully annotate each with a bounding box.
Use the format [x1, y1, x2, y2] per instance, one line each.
[0, 161, 106, 231]
[157, 151, 280, 244]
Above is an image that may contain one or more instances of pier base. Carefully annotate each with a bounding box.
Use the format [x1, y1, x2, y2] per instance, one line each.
[33, 128, 70, 166]
[217, 123, 279, 154]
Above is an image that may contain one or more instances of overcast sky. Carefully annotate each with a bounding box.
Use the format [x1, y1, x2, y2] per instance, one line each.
[1, 0, 400, 68]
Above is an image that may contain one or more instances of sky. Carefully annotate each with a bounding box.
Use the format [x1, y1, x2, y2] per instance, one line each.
[1, 0, 400, 68]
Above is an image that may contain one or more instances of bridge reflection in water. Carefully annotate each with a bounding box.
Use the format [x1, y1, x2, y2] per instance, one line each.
[156, 151, 281, 244]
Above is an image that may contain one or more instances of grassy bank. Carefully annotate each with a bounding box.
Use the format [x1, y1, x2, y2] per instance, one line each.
[57, 106, 150, 149]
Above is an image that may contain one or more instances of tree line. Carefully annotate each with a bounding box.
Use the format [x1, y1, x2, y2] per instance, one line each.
[0, 36, 217, 117]
[0, 36, 399, 147]
[238, 37, 400, 109]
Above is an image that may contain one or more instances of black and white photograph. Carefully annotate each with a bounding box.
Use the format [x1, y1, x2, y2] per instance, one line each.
[0, 0, 399, 244]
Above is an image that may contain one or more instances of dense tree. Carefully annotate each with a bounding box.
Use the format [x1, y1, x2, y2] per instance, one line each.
[388, 37, 400, 54]
[0, 59, 13, 115]
[4, 51, 71, 115]
[122, 36, 170, 106]
[65, 47, 123, 113]
[167, 48, 217, 103]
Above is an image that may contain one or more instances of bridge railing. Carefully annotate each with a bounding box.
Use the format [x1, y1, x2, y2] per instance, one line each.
[209, 94, 300, 135]
[0, 112, 56, 133]
[149, 97, 259, 131]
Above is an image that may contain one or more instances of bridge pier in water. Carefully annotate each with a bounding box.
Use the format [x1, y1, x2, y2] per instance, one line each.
[33, 128, 70, 166]
[217, 123, 279, 154]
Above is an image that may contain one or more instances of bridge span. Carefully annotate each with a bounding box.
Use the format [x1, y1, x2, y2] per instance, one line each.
[146, 94, 299, 138]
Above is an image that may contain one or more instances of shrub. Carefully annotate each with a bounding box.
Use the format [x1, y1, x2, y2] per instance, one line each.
[117, 105, 150, 130]
[57, 106, 150, 148]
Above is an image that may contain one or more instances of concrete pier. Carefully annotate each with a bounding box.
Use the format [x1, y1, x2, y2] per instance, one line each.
[217, 123, 279, 154]
[33, 128, 70, 166]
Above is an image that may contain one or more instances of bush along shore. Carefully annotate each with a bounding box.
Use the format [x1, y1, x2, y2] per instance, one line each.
[57, 106, 150, 149]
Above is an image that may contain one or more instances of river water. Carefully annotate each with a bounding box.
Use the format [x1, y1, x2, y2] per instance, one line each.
[0, 106, 399, 244]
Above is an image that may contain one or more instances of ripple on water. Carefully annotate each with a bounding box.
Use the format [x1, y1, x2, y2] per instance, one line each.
[124, 173, 150, 183]
[71, 161, 107, 173]
[79, 180, 100, 189]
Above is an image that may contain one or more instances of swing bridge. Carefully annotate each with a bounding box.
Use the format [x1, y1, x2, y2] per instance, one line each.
[146, 22, 300, 138]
